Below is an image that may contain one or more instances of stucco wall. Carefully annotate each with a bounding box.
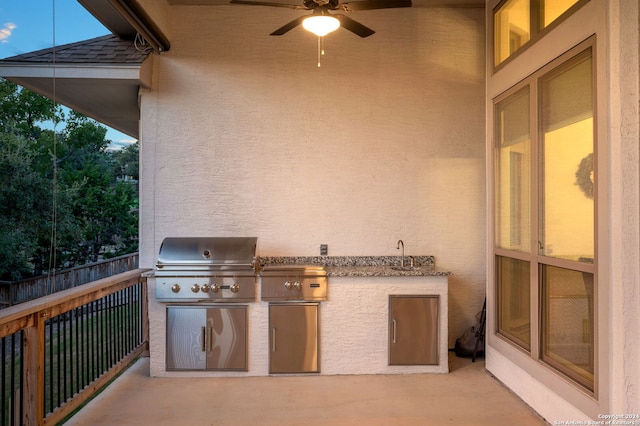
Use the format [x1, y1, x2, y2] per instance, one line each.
[139, 5, 486, 348]
[609, 0, 640, 415]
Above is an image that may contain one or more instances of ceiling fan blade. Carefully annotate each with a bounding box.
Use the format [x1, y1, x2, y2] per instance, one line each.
[339, 0, 411, 12]
[335, 14, 375, 37]
[230, 0, 308, 9]
[270, 16, 308, 35]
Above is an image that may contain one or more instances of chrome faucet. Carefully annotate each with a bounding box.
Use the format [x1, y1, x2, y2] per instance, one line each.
[397, 240, 405, 267]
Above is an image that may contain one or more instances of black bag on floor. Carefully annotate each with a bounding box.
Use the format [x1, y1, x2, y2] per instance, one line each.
[454, 299, 486, 360]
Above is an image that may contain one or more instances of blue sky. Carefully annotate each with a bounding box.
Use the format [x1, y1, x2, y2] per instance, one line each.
[0, 0, 136, 147]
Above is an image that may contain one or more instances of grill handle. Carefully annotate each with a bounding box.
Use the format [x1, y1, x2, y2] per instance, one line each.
[272, 327, 277, 352]
[392, 319, 397, 344]
[201, 326, 206, 352]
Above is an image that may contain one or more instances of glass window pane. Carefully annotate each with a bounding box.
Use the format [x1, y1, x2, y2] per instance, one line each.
[541, 264, 594, 390]
[539, 50, 594, 262]
[495, 87, 530, 252]
[540, 0, 581, 29]
[497, 256, 531, 350]
[494, 0, 531, 66]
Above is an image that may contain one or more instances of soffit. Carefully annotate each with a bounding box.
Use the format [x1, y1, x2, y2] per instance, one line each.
[0, 35, 151, 139]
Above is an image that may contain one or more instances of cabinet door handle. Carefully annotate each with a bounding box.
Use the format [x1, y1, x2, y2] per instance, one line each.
[272, 327, 277, 352]
[209, 326, 213, 352]
[201, 326, 206, 352]
[392, 319, 397, 344]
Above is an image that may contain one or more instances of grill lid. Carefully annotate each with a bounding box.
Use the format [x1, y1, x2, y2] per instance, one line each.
[156, 237, 257, 269]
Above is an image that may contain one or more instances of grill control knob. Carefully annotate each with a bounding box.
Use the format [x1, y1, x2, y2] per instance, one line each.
[191, 284, 200, 293]
[171, 284, 180, 293]
[200, 284, 210, 293]
[230, 283, 240, 293]
[293, 281, 302, 290]
[211, 284, 220, 293]
[284, 281, 292, 290]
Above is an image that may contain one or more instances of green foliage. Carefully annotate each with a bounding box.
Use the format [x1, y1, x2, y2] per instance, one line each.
[112, 142, 139, 180]
[0, 79, 138, 280]
[0, 131, 49, 279]
[0, 79, 63, 139]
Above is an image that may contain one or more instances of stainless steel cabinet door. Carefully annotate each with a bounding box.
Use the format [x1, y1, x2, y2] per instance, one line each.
[166, 305, 247, 371]
[206, 306, 247, 370]
[166, 306, 207, 370]
[389, 296, 439, 365]
[269, 303, 319, 374]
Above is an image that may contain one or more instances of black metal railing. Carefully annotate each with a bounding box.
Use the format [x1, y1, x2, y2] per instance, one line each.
[1, 331, 23, 425]
[0, 269, 149, 426]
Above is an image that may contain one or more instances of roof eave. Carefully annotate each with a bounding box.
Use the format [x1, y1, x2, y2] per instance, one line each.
[79, 0, 170, 52]
[0, 60, 151, 139]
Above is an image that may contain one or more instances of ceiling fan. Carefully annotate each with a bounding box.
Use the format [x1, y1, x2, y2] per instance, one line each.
[229, 0, 412, 38]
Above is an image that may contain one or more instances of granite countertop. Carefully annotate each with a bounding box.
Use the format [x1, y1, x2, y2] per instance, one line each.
[258, 256, 451, 277]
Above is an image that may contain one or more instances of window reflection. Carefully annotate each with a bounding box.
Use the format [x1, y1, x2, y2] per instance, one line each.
[539, 50, 594, 262]
[540, 0, 581, 29]
[494, 0, 530, 66]
[541, 265, 594, 391]
[497, 256, 531, 349]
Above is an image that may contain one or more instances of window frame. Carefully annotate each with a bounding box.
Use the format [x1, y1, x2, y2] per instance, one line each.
[491, 0, 590, 72]
[492, 36, 598, 396]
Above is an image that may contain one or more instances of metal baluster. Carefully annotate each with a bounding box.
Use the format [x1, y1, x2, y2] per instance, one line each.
[99, 297, 105, 375]
[107, 294, 113, 368]
[116, 291, 121, 361]
[49, 316, 54, 413]
[1, 336, 5, 426]
[92, 300, 97, 380]
[17, 332, 23, 426]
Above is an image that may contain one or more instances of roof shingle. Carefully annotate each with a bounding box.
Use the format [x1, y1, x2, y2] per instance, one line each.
[1, 35, 151, 65]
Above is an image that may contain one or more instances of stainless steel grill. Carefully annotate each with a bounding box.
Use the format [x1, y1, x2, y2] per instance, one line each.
[155, 237, 258, 302]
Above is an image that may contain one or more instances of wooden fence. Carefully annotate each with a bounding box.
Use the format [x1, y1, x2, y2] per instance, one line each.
[0, 253, 139, 308]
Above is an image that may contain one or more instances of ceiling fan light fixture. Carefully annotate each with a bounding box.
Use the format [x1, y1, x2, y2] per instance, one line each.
[302, 15, 340, 37]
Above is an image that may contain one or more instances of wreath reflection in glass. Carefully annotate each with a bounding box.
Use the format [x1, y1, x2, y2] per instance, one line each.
[575, 153, 594, 199]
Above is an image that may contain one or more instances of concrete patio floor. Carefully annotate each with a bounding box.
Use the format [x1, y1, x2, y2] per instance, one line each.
[66, 355, 549, 425]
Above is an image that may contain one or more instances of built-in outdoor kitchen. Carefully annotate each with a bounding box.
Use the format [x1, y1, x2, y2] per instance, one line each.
[148, 237, 450, 377]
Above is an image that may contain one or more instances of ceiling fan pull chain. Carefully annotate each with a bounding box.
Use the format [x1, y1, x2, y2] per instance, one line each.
[316, 36, 327, 67]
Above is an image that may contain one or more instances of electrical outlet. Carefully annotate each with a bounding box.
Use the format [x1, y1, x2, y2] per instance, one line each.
[320, 244, 328, 256]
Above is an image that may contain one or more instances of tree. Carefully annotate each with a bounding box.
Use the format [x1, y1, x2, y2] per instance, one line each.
[0, 79, 139, 280]
[0, 79, 62, 139]
[56, 112, 138, 263]
[112, 142, 139, 181]
[0, 130, 51, 279]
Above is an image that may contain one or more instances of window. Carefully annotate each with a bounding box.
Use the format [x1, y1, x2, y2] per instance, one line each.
[495, 86, 530, 253]
[493, 42, 595, 392]
[497, 256, 531, 349]
[494, 0, 530, 67]
[539, 49, 594, 264]
[540, 0, 582, 28]
[493, 0, 586, 67]
[541, 264, 594, 390]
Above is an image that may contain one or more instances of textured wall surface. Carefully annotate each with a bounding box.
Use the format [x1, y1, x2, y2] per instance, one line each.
[140, 5, 485, 360]
[609, 0, 640, 415]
